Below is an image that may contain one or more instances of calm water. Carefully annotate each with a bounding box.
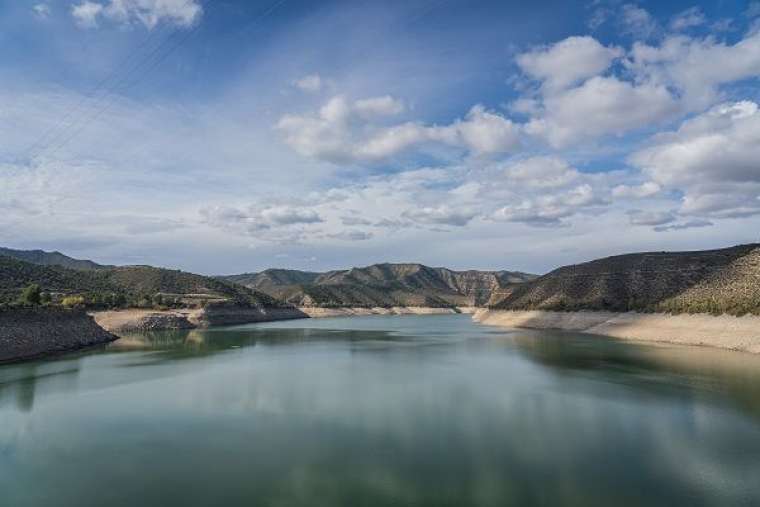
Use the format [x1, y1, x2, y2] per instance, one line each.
[2, 315, 760, 506]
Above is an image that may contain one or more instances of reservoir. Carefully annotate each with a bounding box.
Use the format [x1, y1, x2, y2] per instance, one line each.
[2, 314, 760, 506]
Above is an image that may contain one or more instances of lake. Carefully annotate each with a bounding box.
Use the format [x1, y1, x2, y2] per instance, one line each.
[2, 314, 760, 506]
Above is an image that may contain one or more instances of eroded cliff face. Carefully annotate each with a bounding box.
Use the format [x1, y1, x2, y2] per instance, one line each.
[0, 308, 118, 363]
[221, 264, 537, 308]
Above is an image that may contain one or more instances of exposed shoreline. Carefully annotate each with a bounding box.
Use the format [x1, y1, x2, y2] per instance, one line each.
[0, 308, 118, 364]
[92, 306, 308, 333]
[299, 306, 477, 318]
[473, 309, 760, 354]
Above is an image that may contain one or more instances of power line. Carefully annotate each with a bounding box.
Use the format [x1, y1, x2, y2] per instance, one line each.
[30, 0, 289, 163]
[21, 23, 176, 162]
[25, 0, 212, 162]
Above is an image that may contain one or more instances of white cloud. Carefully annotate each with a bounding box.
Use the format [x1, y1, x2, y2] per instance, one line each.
[612, 182, 661, 198]
[503, 156, 579, 188]
[328, 230, 373, 241]
[353, 96, 405, 117]
[620, 4, 658, 38]
[492, 183, 605, 227]
[71, 0, 202, 29]
[627, 209, 675, 226]
[670, 7, 706, 31]
[516, 36, 622, 92]
[631, 101, 760, 218]
[72, 1, 103, 27]
[33, 3, 51, 18]
[629, 31, 760, 110]
[294, 74, 322, 93]
[277, 97, 520, 164]
[401, 206, 477, 227]
[654, 219, 713, 232]
[525, 76, 678, 147]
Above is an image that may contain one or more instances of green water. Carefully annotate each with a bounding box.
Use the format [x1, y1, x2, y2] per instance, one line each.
[2, 315, 760, 506]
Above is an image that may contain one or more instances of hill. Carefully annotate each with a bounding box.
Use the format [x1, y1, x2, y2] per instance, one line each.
[0, 247, 107, 270]
[0, 255, 281, 309]
[491, 244, 760, 316]
[220, 264, 537, 308]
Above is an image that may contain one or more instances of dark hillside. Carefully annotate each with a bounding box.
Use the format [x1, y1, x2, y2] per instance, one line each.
[492, 244, 760, 316]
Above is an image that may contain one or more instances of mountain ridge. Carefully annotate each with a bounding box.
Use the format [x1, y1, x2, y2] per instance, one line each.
[220, 263, 538, 308]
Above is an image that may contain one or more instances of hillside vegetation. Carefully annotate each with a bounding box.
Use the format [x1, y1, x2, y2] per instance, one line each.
[492, 244, 760, 316]
[221, 263, 536, 308]
[0, 255, 280, 309]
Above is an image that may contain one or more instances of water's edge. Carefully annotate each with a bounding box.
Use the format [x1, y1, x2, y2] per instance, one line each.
[474, 309, 760, 354]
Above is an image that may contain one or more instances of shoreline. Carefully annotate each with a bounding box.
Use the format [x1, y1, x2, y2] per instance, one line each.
[299, 306, 477, 318]
[0, 308, 118, 364]
[473, 309, 760, 354]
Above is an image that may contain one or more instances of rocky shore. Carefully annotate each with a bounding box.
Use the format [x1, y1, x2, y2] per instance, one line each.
[0, 308, 118, 363]
[473, 309, 760, 354]
[92, 305, 308, 333]
[299, 306, 475, 318]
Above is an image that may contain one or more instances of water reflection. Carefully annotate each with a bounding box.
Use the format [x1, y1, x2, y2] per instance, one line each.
[1, 315, 760, 506]
[507, 329, 760, 421]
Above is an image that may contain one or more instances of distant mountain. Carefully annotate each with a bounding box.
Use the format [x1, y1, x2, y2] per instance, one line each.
[220, 263, 537, 308]
[0, 247, 107, 271]
[492, 244, 760, 316]
[0, 255, 281, 308]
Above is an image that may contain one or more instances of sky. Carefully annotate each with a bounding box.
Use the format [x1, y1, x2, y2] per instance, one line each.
[1, 0, 760, 275]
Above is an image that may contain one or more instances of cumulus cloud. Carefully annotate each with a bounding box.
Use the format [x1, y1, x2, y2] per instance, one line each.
[525, 76, 678, 147]
[516, 36, 622, 92]
[503, 156, 579, 188]
[515, 26, 760, 147]
[72, 1, 104, 27]
[277, 97, 520, 164]
[72, 0, 202, 29]
[631, 101, 760, 218]
[492, 183, 605, 227]
[628, 31, 760, 110]
[200, 204, 324, 241]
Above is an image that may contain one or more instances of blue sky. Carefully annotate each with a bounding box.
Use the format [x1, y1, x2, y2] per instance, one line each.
[1, 0, 760, 274]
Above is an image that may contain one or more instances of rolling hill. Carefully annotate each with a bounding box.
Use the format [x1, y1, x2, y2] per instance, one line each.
[491, 244, 760, 316]
[221, 263, 537, 308]
[0, 255, 281, 308]
[0, 247, 108, 271]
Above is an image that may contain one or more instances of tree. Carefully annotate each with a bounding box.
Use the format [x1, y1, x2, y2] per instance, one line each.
[19, 284, 42, 306]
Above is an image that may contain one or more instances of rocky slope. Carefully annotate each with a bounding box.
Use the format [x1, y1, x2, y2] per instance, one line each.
[492, 244, 760, 316]
[0, 308, 118, 363]
[221, 263, 536, 308]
